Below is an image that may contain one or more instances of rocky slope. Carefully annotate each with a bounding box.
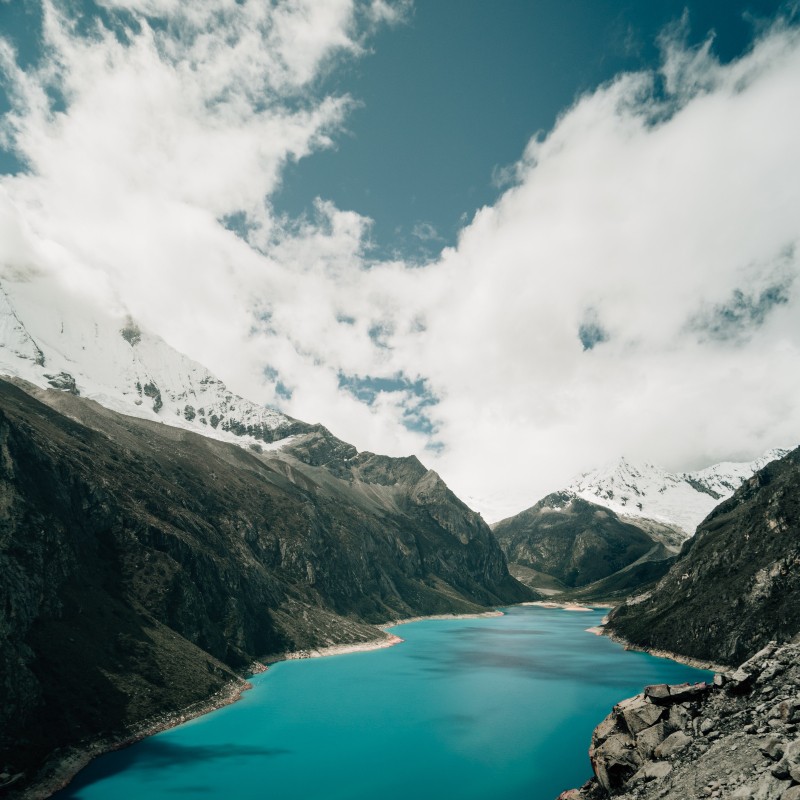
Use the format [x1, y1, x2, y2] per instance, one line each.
[606, 447, 800, 666]
[557, 447, 800, 800]
[558, 641, 800, 800]
[0, 377, 531, 795]
[492, 492, 682, 593]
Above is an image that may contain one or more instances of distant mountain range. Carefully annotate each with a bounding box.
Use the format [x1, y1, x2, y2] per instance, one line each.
[493, 449, 790, 600]
[568, 451, 789, 535]
[606, 446, 800, 666]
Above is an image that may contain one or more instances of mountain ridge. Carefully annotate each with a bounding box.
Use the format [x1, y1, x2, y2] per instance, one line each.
[568, 451, 790, 535]
[0, 276, 311, 451]
[605, 446, 800, 667]
[0, 376, 531, 795]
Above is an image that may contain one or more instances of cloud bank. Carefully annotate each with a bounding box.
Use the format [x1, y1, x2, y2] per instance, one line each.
[1, 2, 799, 520]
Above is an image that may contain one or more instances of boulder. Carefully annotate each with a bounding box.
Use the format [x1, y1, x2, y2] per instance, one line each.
[781, 786, 800, 800]
[636, 722, 672, 759]
[667, 681, 712, 702]
[784, 738, 800, 782]
[591, 732, 643, 793]
[618, 696, 665, 735]
[770, 698, 800, 723]
[644, 684, 671, 703]
[653, 730, 693, 759]
[628, 761, 673, 785]
[592, 713, 622, 746]
[728, 669, 756, 694]
[753, 773, 791, 800]
[760, 737, 786, 760]
[667, 703, 692, 730]
[700, 717, 716, 735]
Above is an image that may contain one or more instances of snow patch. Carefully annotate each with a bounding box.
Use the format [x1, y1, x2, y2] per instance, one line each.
[568, 450, 790, 535]
[0, 274, 298, 453]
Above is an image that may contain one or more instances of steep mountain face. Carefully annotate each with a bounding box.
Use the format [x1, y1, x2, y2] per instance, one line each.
[492, 492, 668, 589]
[607, 447, 800, 667]
[0, 378, 531, 792]
[569, 452, 789, 535]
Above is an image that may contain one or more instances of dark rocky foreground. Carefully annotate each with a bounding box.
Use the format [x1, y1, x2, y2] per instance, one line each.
[0, 378, 531, 796]
[558, 641, 800, 800]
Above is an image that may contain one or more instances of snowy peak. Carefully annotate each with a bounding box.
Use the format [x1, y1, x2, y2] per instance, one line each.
[684, 450, 789, 498]
[0, 275, 309, 450]
[568, 450, 790, 534]
[0, 286, 45, 367]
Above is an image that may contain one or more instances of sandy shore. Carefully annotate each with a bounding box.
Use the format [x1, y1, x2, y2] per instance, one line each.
[380, 609, 504, 630]
[522, 600, 595, 612]
[601, 627, 731, 672]
[262, 632, 404, 665]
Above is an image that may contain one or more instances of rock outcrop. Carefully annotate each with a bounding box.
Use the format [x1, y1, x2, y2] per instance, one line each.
[559, 642, 800, 800]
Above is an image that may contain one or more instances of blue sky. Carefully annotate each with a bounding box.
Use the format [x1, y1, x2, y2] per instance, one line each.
[0, 1, 798, 519]
[273, 0, 790, 260]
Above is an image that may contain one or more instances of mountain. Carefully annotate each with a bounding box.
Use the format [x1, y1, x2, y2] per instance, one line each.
[492, 492, 675, 590]
[493, 449, 789, 600]
[0, 377, 531, 793]
[569, 452, 789, 535]
[606, 446, 800, 667]
[0, 277, 310, 449]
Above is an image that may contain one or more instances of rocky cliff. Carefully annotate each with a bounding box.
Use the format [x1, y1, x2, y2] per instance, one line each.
[606, 447, 800, 666]
[0, 378, 531, 795]
[559, 641, 800, 800]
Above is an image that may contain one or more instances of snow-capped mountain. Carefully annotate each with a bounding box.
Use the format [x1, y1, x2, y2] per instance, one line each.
[0, 275, 309, 449]
[568, 451, 790, 535]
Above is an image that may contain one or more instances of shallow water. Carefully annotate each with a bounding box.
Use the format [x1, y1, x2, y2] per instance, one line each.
[55, 607, 709, 800]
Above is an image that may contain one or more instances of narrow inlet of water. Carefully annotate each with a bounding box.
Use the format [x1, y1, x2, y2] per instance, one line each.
[55, 606, 710, 800]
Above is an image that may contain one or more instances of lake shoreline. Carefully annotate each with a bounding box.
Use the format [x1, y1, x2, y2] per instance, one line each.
[22, 609, 506, 800]
[601, 626, 731, 673]
[20, 679, 253, 800]
[26, 606, 716, 800]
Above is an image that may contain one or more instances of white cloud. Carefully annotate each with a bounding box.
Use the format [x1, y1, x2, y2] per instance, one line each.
[1, 5, 799, 523]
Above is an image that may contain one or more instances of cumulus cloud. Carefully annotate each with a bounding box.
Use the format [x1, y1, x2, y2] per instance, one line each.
[0, 3, 799, 522]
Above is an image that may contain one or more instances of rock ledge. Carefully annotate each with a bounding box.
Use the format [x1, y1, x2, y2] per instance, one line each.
[559, 642, 800, 800]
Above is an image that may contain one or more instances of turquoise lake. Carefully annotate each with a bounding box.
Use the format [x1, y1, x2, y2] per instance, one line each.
[55, 607, 709, 800]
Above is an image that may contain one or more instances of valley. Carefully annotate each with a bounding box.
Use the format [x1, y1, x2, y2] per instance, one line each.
[0, 281, 797, 800]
